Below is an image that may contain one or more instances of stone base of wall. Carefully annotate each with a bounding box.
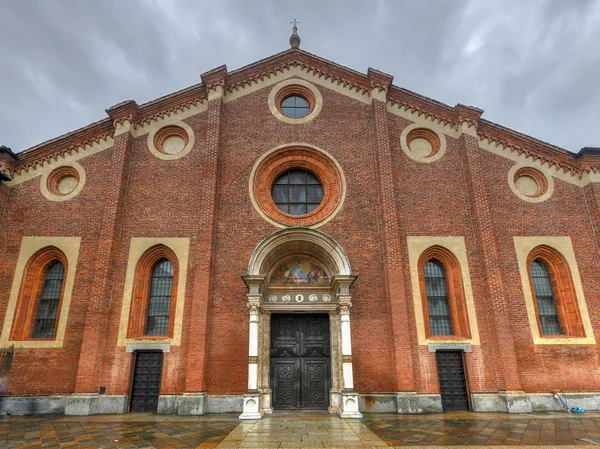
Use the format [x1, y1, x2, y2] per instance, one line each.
[472, 392, 600, 413]
[2, 391, 599, 415]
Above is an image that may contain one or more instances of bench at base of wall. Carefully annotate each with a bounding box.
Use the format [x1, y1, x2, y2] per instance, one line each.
[1, 392, 599, 415]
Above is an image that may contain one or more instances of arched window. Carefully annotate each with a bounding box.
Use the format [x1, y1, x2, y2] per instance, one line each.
[128, 245, 178, 339]
[424, 259, 453, 335]
[145, 259, 174, 336]
[418, 246, 470, 339]
[529, 259, 561, 335]
[526, 246, 584, 337]
[32, 261, 65, 339]
[11, 247, 68, 341]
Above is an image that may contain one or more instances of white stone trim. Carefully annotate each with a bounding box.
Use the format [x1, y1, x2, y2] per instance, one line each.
[40, 161, 86, 202]
[513, 236, 595, 345]
[247, 227, 352, 276]
[7, 137, 113, 187]
[147, 120, 195, 161]
[400, 123, 447, 164]
[407, 236, 480, 345]
[117, 237, 190, 347]
[267, 79, 323, 124]
[507, 163, 554, 203]
[1, 236, 81, 348]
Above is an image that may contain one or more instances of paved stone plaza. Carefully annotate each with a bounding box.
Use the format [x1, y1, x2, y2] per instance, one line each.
[0, 411, 600, 448]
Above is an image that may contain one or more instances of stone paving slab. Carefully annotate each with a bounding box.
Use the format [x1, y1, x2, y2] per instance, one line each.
[0, 411, 599, 448]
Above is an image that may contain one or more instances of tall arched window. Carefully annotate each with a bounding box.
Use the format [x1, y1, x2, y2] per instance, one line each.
[424, 259, 453, 335]
[32, 261, 65, 339]
[145, 259, 174, 336]
[526, 246, 584, 337]
[418, 246, 471, 339]
[128, 245, 178, 339]
[11, 247, 68, 341]
[529, 259, 562, 335]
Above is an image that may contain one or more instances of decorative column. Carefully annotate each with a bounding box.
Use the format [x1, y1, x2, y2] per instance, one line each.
[334, 276, 362, 418]
[240, 275, 265, 419]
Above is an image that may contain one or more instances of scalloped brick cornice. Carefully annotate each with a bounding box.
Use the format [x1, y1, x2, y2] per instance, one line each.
[225, 49, 370, 96]
[477, 120, 590, 176]
[14, 119, 114, 175]
[387, 86, 458, 129]
[6, 47, 599, 181]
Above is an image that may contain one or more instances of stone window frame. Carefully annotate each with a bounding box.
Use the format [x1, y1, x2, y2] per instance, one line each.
[400, 123, 447, 163]
[10, 247, 68, 342]
[418, 246, 471, 340]
[147, 120, 195, 161]
[514, 236, 595, 345]
[40, 161, 86, 202]
[268, 79, 323, 124]
[127, 245, 179, 340]
[507, 163, 554, 203]
[249, 143, 346, 228]
[117, 238, 190, 347]
[0, 237, 81, 349]
[407, 236, 480, 346]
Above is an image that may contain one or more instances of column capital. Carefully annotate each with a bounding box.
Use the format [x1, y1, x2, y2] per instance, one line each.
[247, 301, 261, 315]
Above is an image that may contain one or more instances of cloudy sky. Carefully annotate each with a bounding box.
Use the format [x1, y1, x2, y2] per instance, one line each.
[1, 0, 599, 153]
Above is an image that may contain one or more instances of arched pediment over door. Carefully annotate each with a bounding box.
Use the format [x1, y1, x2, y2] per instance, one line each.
[239, 227, 362, 419]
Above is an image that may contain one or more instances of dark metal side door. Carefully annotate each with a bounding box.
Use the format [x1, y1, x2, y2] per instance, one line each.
[271, 314, 330, 410]
[436, 350, 470, 411]
[130, 351, 163, 413]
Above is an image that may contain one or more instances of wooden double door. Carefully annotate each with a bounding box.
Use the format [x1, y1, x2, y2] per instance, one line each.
[271, 314, 330, 410]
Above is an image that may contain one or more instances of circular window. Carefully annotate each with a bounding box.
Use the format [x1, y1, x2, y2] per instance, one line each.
[250, 145, 346, 227]
[268, 79, 322, 124]
[272, 169, 324, 215]
[280, 95, 310, 119]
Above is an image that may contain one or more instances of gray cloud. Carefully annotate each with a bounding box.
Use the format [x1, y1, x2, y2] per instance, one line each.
[1, 0, 598, 153]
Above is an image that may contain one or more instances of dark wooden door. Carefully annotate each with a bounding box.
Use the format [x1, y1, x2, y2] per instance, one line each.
[271, 314, 330, 409]
[130, 351, 163, 413]
[436, 351, 470, 411]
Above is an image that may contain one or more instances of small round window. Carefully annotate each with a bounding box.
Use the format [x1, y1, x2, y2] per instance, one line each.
[271, 169, 323, 215]
[280, 95, 310, 119]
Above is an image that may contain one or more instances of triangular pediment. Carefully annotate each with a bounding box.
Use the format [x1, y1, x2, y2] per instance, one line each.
[1, 48, 599, 184]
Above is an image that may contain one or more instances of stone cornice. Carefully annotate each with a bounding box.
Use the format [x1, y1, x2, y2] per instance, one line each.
[13, 119, 114, 175]
[477, 120, 596, 177]
[387, 86, 458, 129]
[225, 49, 370, 96]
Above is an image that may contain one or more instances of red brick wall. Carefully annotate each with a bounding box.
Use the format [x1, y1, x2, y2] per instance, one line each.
[0, 76, 599, 401]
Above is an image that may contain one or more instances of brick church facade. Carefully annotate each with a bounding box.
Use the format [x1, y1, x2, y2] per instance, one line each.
[1, 29, 600, 417]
